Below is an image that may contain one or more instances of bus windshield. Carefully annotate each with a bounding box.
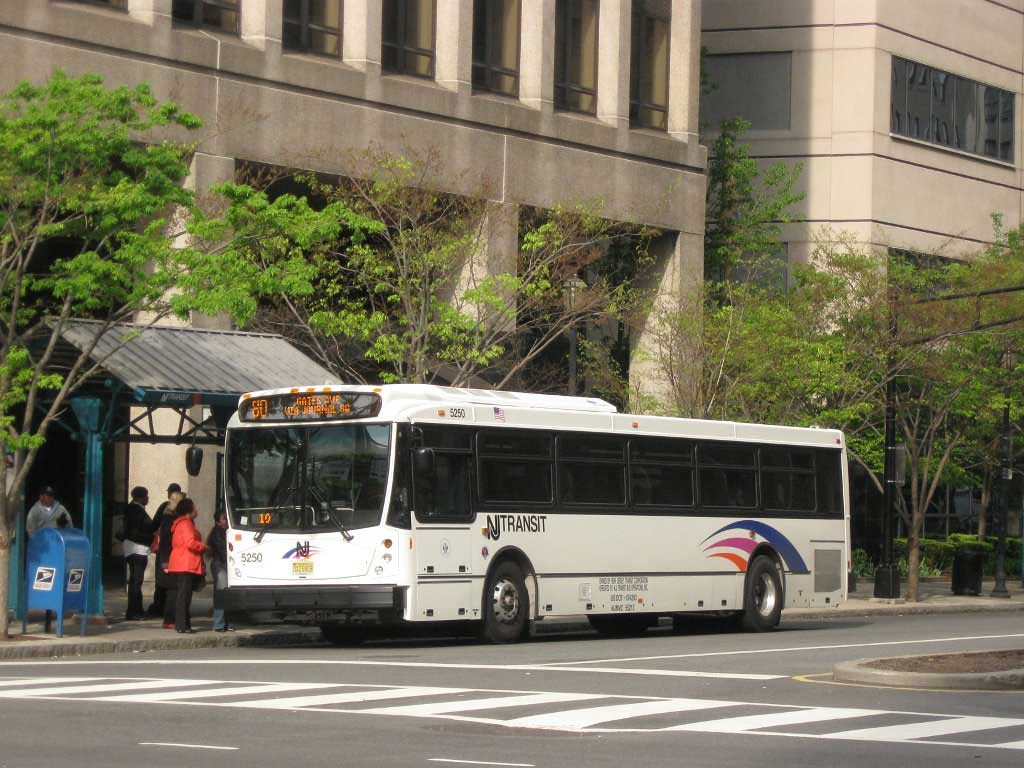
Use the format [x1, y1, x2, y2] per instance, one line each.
[226, 424, 392, 534]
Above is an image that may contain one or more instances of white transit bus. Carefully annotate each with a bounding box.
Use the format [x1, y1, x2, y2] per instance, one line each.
[220, 384, 850, 643]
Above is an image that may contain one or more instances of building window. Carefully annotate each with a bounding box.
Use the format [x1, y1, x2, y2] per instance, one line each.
[382, 0, 436, 78]
[891, 56, 1014, 163]
[629, 0, 670, 130]
[554, 0, 598, 114]
[702, 52, 792, 131]
[172, 0, 239, 33]
[65, 0, 127, 9]
[283, 0, 342, 57]
[472, 0, 521, 97]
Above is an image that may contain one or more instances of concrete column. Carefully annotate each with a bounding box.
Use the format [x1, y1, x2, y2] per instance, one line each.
[435, 0, 474, 94]
[667, 0, 701, 142]
[344, 0, 383, 74]
[596, 0, 632, 128]
[126, 0, 171, 25]
[241, 0, 283, 50]
[629, 231, 704, 414]
[453, 201, 520, 336]
[520, 0, 556, 111]
[130, 152, 235, 551]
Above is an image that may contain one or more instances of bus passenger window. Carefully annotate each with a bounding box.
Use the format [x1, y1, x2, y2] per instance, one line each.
[415, 453, 473, 522]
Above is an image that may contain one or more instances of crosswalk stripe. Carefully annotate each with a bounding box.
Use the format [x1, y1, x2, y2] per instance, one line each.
[362, 691, 606, 717]
[667, 707, 880, 733]
[996, 740, 1024, 749]
[504, 698, 735, 730]
[0, 679, 212, 698]
[825, 716, 1024, 742]
[0, 677, 97, 689]
[234, 686, 466, 710]
[94, 682, 337, 703]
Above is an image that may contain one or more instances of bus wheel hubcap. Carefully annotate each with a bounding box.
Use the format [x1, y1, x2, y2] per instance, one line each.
[755, 573, 777, 617]
[492, 579, 520, 624]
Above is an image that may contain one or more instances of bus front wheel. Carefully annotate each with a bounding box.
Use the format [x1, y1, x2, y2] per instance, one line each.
[481, 561, 530, 644]
[740, 556, 783, 632]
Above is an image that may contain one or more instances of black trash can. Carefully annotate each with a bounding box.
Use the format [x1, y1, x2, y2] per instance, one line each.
[951, 549, 984, 595]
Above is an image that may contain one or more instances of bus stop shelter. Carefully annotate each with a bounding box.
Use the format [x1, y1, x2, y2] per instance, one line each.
[11, 320, 339, 618]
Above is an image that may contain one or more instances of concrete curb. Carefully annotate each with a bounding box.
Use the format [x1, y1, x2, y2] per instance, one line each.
[784, 600, 1024, 622]
[834, 654, 1024, 690]
[0, 629, 323, 660]
[2, 599, 1023, 660]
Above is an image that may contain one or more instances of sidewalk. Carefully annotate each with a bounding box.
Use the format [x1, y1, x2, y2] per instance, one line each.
[2, 577, 1023, 660]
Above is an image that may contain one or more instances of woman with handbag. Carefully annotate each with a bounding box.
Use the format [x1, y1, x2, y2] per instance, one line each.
[167, 497, 206, 634]
[153, 491, 183, 628]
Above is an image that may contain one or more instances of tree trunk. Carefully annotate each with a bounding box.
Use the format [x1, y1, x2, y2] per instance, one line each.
[978, 479, 991, 538]
[906, 517, 922, 602]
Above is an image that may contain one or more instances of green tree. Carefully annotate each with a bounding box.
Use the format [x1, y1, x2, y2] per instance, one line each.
[224, 148, 653, 389]
[0, 72, 306, 639]
[704, 118, 802, 284]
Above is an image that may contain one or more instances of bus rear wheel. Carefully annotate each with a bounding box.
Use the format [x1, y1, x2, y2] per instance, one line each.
[320, 623, 368, 646]
[740, 556, 783, 632]
[481, 561, 530, 644]
[588, 614, 656, 637]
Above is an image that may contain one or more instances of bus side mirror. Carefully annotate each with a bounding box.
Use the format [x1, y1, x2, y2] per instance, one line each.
[185, 446, 204, 477]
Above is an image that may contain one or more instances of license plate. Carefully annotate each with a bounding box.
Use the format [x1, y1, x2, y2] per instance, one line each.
[292, 561, 313, 575]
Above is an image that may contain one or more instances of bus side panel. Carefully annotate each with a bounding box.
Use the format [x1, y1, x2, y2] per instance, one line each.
[408, 579, 478, 621]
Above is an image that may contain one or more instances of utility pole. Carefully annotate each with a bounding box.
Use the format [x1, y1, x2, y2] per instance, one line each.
[992, 353, 1013, 598]
[875, 289, 901, 598]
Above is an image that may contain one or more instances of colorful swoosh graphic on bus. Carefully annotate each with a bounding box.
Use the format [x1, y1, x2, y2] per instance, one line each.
[701, 520, 808, 573]
[282, 545, 321, 560]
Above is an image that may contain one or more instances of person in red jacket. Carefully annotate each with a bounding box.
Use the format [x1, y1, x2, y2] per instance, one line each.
[167, 498, 206, 633]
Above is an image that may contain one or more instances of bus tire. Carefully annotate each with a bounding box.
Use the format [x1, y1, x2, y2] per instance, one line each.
[320, 623, 367, 646]
[481, 560, 530, 644]
[740, 556, 783, 632]
[588, 614, 655, 637]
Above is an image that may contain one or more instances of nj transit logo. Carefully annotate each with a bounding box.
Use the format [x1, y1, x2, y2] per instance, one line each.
[282, 541, 320, 560]
[701, 520, 808, 573]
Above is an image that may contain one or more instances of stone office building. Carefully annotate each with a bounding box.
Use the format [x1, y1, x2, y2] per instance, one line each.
[0, 1, 706, 528]
[702, 0, 1024, 264]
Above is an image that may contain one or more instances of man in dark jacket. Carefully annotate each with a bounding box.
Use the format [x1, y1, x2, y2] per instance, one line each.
[122, 486, 154, 621]
[145, 483, 181, 618]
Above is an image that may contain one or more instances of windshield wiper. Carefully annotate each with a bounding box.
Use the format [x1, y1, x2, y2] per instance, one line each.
[307, 481, 354, 542]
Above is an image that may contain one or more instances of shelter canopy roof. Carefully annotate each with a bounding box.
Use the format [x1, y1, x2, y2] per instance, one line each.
[58, 320, 339, 408]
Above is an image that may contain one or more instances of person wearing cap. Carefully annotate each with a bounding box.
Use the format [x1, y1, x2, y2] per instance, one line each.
[26, 486, 71, 536]
[146, 482, 182, 618]
[122, 486, 155, 621]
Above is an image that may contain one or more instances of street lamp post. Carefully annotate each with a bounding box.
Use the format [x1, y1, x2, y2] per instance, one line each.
[564, 277, 585, 396]
[992, 348, 1014, 598]
[874, 288, 902, 599]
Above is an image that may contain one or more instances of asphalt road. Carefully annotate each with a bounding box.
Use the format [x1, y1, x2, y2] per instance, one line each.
[1, 612, 1023, 768]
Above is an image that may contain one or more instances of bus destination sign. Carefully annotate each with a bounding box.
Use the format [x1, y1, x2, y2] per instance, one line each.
[239, 392, 381, 422]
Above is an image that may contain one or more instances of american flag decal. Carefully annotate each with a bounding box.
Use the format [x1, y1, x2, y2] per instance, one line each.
[493, 406, 506, 422]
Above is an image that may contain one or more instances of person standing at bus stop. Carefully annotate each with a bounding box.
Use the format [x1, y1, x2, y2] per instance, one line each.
[121, 486, 154, 621]
[167, 497, 206, 633]
[206, 510, 233, 632]
[155, 491, 184, 628]
[146, 483, 182, 618]
[26, 486, 71, 535]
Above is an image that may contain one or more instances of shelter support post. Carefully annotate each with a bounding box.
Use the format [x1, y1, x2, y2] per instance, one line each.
[71, 397, 105, 616]
[10, 501, 25, 620]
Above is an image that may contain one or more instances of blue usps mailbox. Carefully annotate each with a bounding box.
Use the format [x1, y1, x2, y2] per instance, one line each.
[25, 528, 90, 637]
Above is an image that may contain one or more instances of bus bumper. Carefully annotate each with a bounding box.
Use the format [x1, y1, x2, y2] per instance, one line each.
[223, 585, 404, 623]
